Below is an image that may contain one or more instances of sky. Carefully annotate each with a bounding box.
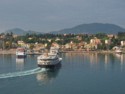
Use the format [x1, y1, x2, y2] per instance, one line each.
[0, 0, 125, 33]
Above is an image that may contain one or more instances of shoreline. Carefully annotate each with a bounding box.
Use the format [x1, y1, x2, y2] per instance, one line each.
[61, 50, 115, 54]
[0, 49, 122, 54]
[0, 49, 16, 54]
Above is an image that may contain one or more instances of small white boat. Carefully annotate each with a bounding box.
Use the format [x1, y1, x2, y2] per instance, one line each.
[49, 47, 59, 54]
[16, 47, 27, 58]
[115, 48, 122, 54]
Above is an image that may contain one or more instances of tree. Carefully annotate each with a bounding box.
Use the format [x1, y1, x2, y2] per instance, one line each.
[29, 44, 35, 50]
[95, 33, 107, 39]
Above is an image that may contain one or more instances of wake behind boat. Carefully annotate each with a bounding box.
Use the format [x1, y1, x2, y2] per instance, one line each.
[37, 47, 62, 68]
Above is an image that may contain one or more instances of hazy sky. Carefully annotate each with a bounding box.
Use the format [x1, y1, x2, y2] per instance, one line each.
[0, 0, 125, 33]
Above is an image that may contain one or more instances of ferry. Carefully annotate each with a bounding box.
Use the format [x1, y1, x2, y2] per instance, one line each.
[37, 47, 62, 68]
[16, 47, 27, 58]
[37, 53, 62, 68]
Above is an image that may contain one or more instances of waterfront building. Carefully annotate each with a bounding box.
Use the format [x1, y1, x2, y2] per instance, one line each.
[121, 41, 125, 46]
[17, 41, 26, 47]
[90, 37, 101, 49]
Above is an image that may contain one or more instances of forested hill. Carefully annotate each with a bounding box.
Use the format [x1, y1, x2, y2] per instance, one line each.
[4, 28, 41, 35]
[4, 23, 125, 35]
[50, 23, 125, 34]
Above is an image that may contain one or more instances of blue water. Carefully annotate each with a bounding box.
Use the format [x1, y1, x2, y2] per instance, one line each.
[0, 53, 125, 94]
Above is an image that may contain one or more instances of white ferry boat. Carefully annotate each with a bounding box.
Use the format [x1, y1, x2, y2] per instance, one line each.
[37, 47, 62, 68]
[37, 53, 62, 68]
[16, 47, 27, 58]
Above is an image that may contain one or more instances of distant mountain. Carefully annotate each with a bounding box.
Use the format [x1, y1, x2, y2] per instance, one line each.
[51, 23, 125, 34]
[5, 28, 41, 35]
[26, 30, 41, 35]
[5, 28, 25, 35]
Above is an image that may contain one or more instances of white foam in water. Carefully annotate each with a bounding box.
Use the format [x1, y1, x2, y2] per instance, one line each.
[0, 67, 46, 79]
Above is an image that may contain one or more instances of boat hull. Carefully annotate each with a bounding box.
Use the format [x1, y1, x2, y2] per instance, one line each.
[16, 55, 26, 58]
[38, 61, 61, 68]
[16, 47, 27, 58]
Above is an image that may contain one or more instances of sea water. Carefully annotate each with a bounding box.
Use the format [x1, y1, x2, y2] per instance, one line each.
[0, 53, 125, 94]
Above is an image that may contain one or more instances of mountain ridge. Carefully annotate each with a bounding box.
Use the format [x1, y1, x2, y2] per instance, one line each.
[50, 23, 125, 34]
[4, 28, 41, 35]
[3, 23, 125, 35]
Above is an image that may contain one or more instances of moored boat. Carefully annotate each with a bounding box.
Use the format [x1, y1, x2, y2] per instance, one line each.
[16, 47, 27, 58]
[115, 48, 122, 54]
[49, 47, 59, 54]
